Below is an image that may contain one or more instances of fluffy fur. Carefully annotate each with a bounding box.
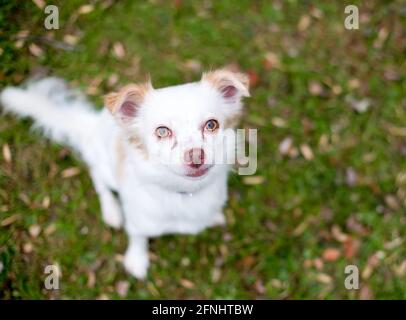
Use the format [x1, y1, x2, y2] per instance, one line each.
[0, 70, 249, 278]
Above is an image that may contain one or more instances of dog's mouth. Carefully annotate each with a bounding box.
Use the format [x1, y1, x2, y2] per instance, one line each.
[185, 165, 212, 178]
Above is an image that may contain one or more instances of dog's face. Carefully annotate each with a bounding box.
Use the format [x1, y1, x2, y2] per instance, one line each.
[105, 69, 249, 180]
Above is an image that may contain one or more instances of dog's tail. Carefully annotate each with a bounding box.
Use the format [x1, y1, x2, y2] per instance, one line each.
[0, 77, 99, 152]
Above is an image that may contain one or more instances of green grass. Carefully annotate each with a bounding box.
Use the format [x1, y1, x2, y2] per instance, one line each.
[0, 0, 405, 299]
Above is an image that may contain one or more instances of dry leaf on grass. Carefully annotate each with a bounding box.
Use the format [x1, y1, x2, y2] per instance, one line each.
[61, 167, 81, 178]
[14, 30, 30, 49]
[396, 172, 406, 186]
[279, 137, 293, 155]
[263, 52, 280, 70]
[115, 254, 124, 263]
[303, 259, 312, 268]
[359, 284, 374, 300]
[87, 271, 96, 288]
[384, 237, 403, 250]
[247, 69, 259, 87]
[346, 216, 368, 235]
[115, 280, 130, 297]
[270, 278, 283, 289]
[331, 225, 349, 242]
[183, 59, 202, 72]
[239, 255, 256, 269]
[316, 273, 332, 284]
[298, 15, 311, 31]
[394, 260, 406, 277]
[383, 67, 399, 81]
[308, 81, 323, 96]
[322, 248, 341, 262]
[112, 42, 126, 59]
[19, 193, 31, 206]
[63, 34, 79, 46]
[32, 0, 46, 9]
[180, 279, 195, 289]
[362, 253, 381, 279]
[300, 144, 314, 160]
[180, 257, 190, 267]
[348, 78, 360, 89]
[78, 4, 94, 15]
[42, 196, 50, 209]
[107, 73, 119, 88]
[271, 117, 287, 128]
[86, 75, 103, 96]
[29, 43, 43, 57]
[343, 237, 360, 259]
[331, 84, 342, 95]
[318, 134, 330, 152]
[254, 279, 266, 295]
[29, 224, 41, 238]
[313, 258, 324, 270]
[243, 176, 265, 185]
[293, 220, 308, 236]
[346, 167, 358, 187]
[2, 144, 12, 163]
[1, 214, 21, 227]
[373, 27, 389, 49]
[15, 39, 25, 49]
[384, 195, 400, 210]
[384, 124, 406, 137]
[346, 96, 371, 113]
[23, 242, 33, 253]
[211, 268, 221, 283]
[15, 30, 29, 40]
[44, 223, 57, 236]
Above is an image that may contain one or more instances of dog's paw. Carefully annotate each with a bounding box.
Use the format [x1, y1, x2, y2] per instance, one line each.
[103, 210, 123, 229]
[123, 251, 149, 279]
[101, 198, 123, 229]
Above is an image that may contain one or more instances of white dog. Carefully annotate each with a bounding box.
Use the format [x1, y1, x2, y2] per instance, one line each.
[0, 69, 250, 278]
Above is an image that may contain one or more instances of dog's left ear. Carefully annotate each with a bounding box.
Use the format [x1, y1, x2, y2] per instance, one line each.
[104, 82, 152, 124]
[201, 69, 250, 102]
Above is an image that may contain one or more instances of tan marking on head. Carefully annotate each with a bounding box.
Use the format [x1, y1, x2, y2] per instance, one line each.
[128, 133, 149, 160]
[202, 69, 250, 97]
[104, 81, 153, 115]
[115, 133, 148, 184]
[105, 82, 152, 161]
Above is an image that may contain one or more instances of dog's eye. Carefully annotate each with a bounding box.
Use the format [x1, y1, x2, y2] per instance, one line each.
[204, 119, 219, 132]
[156, 126, 171, 138]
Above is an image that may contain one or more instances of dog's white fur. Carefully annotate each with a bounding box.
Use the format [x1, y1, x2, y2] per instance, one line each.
[0, 70, 249, 278]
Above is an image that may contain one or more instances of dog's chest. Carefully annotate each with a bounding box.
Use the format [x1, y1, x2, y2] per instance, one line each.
[124, 181, 227, 237]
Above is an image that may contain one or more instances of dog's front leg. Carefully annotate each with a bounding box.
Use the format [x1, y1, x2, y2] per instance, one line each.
[90, 170, 123, 229]
[123, 234, 149, 279]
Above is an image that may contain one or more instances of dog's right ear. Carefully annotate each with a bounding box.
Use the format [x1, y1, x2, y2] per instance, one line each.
[201, 69, 250, 103]
[104, 82, 152, 124]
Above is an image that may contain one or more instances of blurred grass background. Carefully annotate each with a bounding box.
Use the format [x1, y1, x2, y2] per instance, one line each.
[0, 0, 405, 299]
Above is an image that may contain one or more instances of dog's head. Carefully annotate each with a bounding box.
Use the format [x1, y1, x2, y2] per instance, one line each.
[105, 69, 249, 182]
